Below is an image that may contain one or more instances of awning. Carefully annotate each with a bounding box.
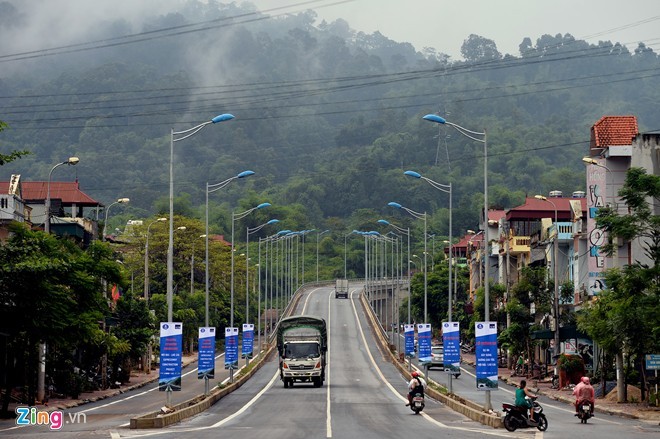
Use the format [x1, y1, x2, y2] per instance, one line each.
[531, 326, 588, 341]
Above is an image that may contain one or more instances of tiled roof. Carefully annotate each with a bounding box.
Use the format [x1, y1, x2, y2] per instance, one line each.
[19, 181, 101, 206]
[590, 115, 638, 148]
[506, 197, 586, 221]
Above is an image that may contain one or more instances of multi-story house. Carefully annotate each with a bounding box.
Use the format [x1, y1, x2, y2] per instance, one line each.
[0, 174, 103, 246]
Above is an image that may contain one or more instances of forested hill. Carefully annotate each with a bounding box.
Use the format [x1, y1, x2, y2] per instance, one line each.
[1, 1, 659, 237]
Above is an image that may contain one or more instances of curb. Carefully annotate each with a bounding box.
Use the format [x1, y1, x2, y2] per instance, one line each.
[358, 293, 504, 428]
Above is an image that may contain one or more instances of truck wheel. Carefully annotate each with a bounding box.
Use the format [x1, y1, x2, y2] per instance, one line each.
[313, 377, 322, 388]
[283, 379, 288, 388]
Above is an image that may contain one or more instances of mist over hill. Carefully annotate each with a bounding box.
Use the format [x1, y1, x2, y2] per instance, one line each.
[1, 0, 659, 237]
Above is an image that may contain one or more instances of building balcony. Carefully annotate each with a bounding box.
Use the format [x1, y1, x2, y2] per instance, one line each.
[557, 221, 574, 242]
[508, 235, 531, 255]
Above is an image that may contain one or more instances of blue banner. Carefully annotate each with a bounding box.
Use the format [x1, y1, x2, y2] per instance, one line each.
[475, 321, 498, 390]
[404, 324, 415, 358]
[417, 323, 432, 365]
[159, 322, 183, 391]
[225, 327, 239, 370]
[198, 327, 216, 379]
[442, 321, 460, 373]
[242, 324, 254, 359]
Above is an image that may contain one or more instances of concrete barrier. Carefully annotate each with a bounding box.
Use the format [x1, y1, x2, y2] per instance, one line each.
[359, 292, 503, 428]
[130, 287, 311, 429]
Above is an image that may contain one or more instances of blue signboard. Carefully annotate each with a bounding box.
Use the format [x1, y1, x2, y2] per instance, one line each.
[225, 327, 239, 370]
[242, 324, 254, 359]
[646, 354, 660, 370]
[404, 324, 415, 358]
[417, 323, 432, 365]
[442, 321, 460, 373]
[475, 321, 498, 390]
[159, 322, 183, 391]
[198, 327, 216, 379]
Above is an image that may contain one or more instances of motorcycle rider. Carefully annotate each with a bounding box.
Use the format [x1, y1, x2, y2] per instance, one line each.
[515, 380, 537, 425]
[573, 376, 595, 416]
[405, 371, 427, 406]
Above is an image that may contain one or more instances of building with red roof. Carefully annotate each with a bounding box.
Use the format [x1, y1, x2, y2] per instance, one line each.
[0, 175, 102, 245]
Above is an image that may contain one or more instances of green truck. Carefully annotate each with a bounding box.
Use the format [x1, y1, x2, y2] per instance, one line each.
[276, 315, 327, 388]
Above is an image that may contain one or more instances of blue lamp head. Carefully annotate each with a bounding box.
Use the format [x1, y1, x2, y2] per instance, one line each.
[388, 202, 402, 209]
[367, 231, 380, 236]
[237, 170, 255, 178]
[212, 113, 235, 123]
[377, 219, 390, 225]
[267, 219, 279, 225]
[256, 202, 271, 209]
[404, 170, 422, 179]
[422, 114, 446, 124]
[277, 229, 292, 235]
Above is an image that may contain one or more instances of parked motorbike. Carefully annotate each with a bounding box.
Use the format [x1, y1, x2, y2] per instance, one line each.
[576, 399, 593, 423]
[502, 396, 548, 432]
[410, 393, 425, 414]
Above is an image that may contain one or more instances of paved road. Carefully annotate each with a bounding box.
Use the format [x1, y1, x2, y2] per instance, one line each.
[2, 284, 657, 438]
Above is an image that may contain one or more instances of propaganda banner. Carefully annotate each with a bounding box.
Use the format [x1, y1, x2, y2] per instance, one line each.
[198, 327, 216, 379]
[475, 321, 498, 390]
[159, 322, 183, 391]
[442, 321, 460, 374]
[225, 327, 239, 370]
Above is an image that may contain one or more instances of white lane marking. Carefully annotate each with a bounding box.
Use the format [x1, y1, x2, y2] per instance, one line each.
[326, 290, 333, 438]
[79, 352, 227, 414]
[119, 371, 281, 438]
[349, 291, 515, 438]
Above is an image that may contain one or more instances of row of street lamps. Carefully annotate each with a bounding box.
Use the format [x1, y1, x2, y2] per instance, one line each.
[46, 111, 487, 406]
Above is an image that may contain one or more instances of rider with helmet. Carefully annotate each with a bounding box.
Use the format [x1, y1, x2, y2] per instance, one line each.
[405, 371, 427, 406]
[573, 376, 595, 415]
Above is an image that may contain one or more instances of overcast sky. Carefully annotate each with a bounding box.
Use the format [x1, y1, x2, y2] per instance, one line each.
[256, 0, 660, 59]
[2, 0, 659, 61]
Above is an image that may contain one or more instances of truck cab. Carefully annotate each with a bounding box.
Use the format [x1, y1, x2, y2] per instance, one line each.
[277, 316, 327, 388]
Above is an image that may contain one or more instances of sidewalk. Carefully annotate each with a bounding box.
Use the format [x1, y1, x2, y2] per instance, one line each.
[462, 353, 660, 423]
[4, 354, 198, 414]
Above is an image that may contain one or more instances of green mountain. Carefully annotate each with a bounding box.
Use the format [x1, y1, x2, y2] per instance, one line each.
[1, 1, 659, 238]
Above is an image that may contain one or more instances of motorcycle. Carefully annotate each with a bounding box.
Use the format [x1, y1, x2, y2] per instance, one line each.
[576, 399, 593, 423]
[502, 396, 548, 432]
[410, 393, 425, 414]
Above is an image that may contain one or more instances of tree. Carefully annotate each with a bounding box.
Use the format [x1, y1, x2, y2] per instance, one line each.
[578, 167, 660, 402]
[0, 121, 30, 165]
[0, 223, 121, 413]
[460, 34, 502, 62]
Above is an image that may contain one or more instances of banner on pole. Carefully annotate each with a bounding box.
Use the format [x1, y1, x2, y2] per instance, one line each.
[225, 327, 239, 370]
[417, 323, 432, 365]
[242, 324, 254, 359]
[404, 324, 415, 358]
[442, 321, 460, 373]
[198, 327, 216, 379]
[159, 322, 183, 391]
[475, 321, 498, 390]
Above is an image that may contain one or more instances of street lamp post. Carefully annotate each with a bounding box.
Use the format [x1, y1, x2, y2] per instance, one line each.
[378, 219, 411, 325]
[168, 113, 234, 323]
[144, 217, 167, 302]
[423, 113, 490, 409]
[45, 156, 80, 234]
[205, 170, 254, 326]
[40, 156, 79, 403]
[142, 217, 166, 375]
[102, 198, 130, 241]
[404, 170, 453, 321]
[388, 202, 428, 323]
[190, 234, 207, 295]
[231, 203, 271, 328]
[246, 219, 279, 326]
[535, 195, 560, 363]
[344, 230, 360, 279]
[316, 230, 330, 282]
